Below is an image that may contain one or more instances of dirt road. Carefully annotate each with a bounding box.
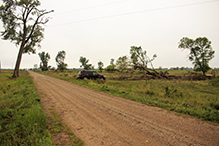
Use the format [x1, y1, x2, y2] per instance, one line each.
[29, 71, 219, 146]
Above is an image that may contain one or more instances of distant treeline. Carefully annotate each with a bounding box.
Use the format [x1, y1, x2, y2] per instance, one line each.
[1, 67, 219, 71]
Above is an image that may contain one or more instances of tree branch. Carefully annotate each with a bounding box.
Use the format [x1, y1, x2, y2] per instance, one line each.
[25, 10, 53, 43]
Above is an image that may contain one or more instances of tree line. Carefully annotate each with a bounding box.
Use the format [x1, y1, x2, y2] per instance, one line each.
[36, 50, 67, 71]
[36, 38, 215, 77]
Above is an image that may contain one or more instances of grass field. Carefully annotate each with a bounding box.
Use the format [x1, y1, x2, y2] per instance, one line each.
[38, 69, 219, 123]
[0, 70, 52, 145]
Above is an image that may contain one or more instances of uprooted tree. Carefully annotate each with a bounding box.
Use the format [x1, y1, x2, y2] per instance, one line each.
[0, 0, 53, 77]
[130, 46, 160, 76]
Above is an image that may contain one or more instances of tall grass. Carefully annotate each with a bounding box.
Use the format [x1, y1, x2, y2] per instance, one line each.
[0, 71, 52, 145]
[39, 70, 219, 123]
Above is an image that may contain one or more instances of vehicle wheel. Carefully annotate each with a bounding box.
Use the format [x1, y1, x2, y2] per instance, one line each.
[100, 77, 105, 80]
[84, 77, 88, 80]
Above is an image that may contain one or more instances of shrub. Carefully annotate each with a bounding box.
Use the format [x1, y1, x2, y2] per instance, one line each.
[209, 77, 219, 87]
[105, 65, 116, 72]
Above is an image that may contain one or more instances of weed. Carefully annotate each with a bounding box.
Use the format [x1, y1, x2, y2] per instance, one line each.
[210, 102, 219, 110]
[96, 79, 106, 84]
[209, 77, 219, 87]
[40, 92, 46, 96]
[164, 86, 183, 99]
[101, 85, 109, 91]
[145, 90, 155, 96]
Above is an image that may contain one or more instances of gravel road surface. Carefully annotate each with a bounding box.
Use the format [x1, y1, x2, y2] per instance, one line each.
[29, 71, 219, 146]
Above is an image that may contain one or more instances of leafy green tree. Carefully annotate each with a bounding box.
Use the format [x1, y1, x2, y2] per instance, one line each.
[55, 50, 65, 64]
[178, 37, 215, 75]
[57, 63, 68, 71]
[38, 52, 50, 71]
[110, 58, 114, 65]
[0, 0, 53, 77]
[79, 56, 92, 70]
[116, 56, 129, 71]
[55, 50, 68, 71]
[105, 58, 116, 72]
[98, 61, 104, 72]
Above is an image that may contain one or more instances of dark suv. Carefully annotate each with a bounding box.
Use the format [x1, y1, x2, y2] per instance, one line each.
[77, 71, 106, 80]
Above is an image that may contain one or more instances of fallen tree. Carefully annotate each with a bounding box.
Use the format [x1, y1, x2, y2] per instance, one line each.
[109, 46, 215, 81]
[129, 46, 170, 79]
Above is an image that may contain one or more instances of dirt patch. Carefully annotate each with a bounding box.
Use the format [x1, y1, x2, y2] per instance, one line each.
[37, 91, 72, 145]
[29, 71, 219, 146]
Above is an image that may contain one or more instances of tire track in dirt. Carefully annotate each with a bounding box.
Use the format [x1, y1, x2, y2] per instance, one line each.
[29, 71, 219, 146]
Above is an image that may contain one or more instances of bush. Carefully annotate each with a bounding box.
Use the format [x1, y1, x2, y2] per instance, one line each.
[105, 65, 116, 72]
[209, 77, 219, 87]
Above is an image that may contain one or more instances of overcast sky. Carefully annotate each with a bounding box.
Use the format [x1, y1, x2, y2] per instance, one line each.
[0, 0, 219, 69]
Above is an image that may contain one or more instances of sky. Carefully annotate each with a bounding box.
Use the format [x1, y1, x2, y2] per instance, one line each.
[0, 0, 219, 69]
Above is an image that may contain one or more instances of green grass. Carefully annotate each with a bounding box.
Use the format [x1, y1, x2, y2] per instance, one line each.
[37, 70, 219, 123]
[0, 70, 52, 145]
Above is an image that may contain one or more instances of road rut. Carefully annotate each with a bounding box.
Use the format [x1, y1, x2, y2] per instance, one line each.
[29, 71, 219, 146]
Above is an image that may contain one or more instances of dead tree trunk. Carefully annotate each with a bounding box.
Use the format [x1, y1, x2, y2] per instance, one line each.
[133, 65, 175, 79]
[134, 65, 161, 77]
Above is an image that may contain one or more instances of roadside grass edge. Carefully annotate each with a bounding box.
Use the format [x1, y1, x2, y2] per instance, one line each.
[0, 70, 52, 145]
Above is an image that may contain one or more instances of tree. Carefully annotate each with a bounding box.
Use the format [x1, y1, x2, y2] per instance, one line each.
[33, 64, 37, 70]
[130, 46, 158, 77]
[38, 51, 50, 71]
[180, 67, 185, 70]
[105, 58, 116, 72]
[98, 61, 104, 72]
[0, 0, 53, 78]
[79, 56, 92, 70]
[178, 37, 215, 75]
[130, 46, 157, 70]
[105, 64, 116, 72]
[116, 56, 129, 71]
[55, 50, 68, 71]
[110, 58, 114, 65]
